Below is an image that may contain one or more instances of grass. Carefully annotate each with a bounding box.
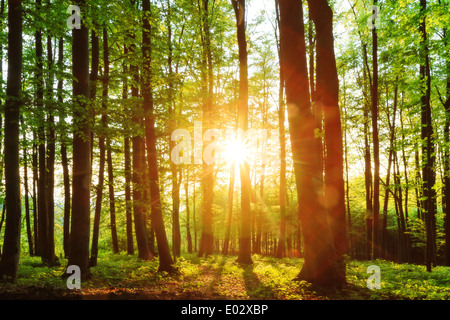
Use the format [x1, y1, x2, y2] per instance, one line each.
[1, 252, 450, 299]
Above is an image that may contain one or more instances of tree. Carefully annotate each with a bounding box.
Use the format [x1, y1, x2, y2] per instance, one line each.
[308, 0, 347, 284]
[198, 0, 215, 258]
[370, 0, 380, 260]
[232, 0, 252, 265]
[419, 0, 437, 272]
[279, 0, 338, 286]
[142, 0, 176, 273]
[0, 0, 23, 281]
[68, 0, 92, 281]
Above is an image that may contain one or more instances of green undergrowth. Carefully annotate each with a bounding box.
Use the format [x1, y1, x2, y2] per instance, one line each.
[1, 252, 450, 299]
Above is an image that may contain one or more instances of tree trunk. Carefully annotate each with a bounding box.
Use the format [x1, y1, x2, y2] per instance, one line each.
[308, 0, 347, 284]
[198, 0, 215, 258]
[68, 0, 92, 281]
[58, 36, 71, 259]
[0, 0, 22, 281]
[22, 120, 33, 256]
[232, 0, 252, 265]
[185, 168, 193, 253]
[279, 0, 337, 286]
[223, 162, 235, 255]
[89, 28, 103, 268]
[142, 0, 175, 272]
[45, 33, 57, 266]
[370, 0, 380, 260]
[419, 0, 437, 272]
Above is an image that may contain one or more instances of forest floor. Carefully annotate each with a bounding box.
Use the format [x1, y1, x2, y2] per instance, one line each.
[0, 252, 450, 300]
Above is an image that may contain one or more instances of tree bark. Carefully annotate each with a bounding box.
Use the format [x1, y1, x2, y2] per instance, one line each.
[279, 0, 337, 286]
[142, 0, 175, 272]
[308, 0, 347, 284]
[419, 0, 437, 272]
[68, 0, 92, 281]
[0, 0, 22, 279]
[0, 0, 22, 281]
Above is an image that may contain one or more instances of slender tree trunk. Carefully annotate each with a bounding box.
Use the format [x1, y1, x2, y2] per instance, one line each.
[186, 168, 193, 253]
[232, 0, 252, 265]
[124, 136, 134, 255]
[223, 162, 235, 255]
[371, 0, 380, 260]
[143, 0, 175, 272]
[122, 41, 134, 256]
[420, 0, 437, 272]
[58, 36, 71, 259]
[22, 120, 33, 256]
[89, 28, 104, 268]
[69, 0, 92, 280]
[199, 0, 215, 258]
[35, 0, 50, 264]
[102, 27, 119, 254]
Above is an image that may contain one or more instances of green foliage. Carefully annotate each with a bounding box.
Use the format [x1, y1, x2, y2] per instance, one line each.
[3, 253, 450, 299]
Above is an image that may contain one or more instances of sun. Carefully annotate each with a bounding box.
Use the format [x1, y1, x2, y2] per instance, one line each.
[221, 135, 251, 166]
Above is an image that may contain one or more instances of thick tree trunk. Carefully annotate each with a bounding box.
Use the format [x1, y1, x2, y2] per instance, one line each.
[308, 0, 347, 285]
[279, 0, 337, 286]
[0, 0, 22, 279]
[68, 0, 92, 281]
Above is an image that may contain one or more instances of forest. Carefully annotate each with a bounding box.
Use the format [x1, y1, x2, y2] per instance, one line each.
[0, 0, 450, 303]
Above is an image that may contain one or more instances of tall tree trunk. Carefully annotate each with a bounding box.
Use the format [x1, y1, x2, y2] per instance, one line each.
[142, 0, 175, 272]
[102, 27, 119, 254]
[0, 0, 22, 281]
[22, 120, 33, 256]
[232, 0, 252, 265]
[279, 0, 337, 286]
[35, 0, 50, 264]
[45, 31, 57, 265]
[419, 0, 437, 272]
[185, 168, 193, 253]
[308, 0, 347, 284]
[275, 0, 288, 258]
[58, 36, 71, 259]
[198, 0, 215, 258]
[440, 1, 450, 266]
[89, 28, 104, 268]
[166, 0, 181, 259]
[69, 0, 92, 281]
[370, 0, 380, 260]
[122, 42, 134, 256]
